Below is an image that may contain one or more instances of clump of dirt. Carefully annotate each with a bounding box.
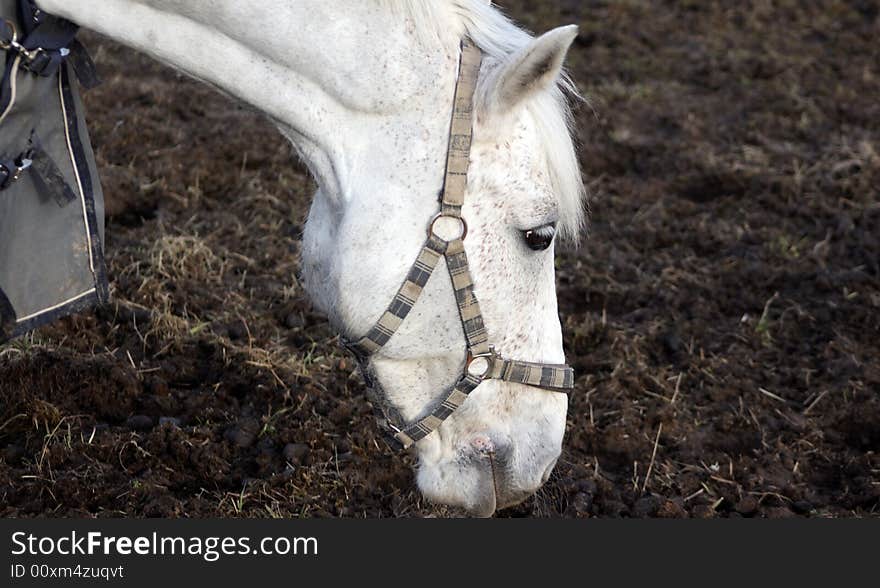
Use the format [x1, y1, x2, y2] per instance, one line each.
[1, 1, 878, 517]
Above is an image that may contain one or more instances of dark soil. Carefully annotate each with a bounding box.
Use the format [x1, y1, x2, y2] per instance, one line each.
[2, 1, 878, 518]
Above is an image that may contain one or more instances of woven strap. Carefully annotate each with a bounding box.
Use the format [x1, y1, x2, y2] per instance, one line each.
[347, 235, 447, 357]
[440, 40, 482, 217]
[389, 355, 575, 450]
[445, 238, 491, 356]
[390, 374, 482, 450]
[491, 358, 575, 391]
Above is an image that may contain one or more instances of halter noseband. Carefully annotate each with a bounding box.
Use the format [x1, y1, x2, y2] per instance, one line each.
[342, 40, 575, 451]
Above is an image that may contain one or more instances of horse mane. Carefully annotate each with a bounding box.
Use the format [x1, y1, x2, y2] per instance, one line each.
[380, 0, 586, 241]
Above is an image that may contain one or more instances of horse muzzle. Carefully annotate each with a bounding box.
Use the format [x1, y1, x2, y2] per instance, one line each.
[417, 432, 562, 517]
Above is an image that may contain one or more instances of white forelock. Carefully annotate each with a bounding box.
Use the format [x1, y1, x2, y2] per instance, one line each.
[381, 0, 586, 241]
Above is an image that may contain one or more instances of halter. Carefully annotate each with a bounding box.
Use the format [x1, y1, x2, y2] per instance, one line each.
[342, 40, 575, 451]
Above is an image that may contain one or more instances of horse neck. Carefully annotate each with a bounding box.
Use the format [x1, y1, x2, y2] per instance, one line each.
[35, 0, 462, 204]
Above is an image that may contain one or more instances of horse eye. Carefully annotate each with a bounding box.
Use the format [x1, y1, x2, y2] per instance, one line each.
[522, 223, 556, 251]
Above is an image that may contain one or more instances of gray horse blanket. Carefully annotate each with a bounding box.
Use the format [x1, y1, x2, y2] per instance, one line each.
[0, 0, 107, 342]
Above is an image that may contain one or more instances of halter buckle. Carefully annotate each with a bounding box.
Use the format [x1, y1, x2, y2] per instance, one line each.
[466, 345, 497, 380]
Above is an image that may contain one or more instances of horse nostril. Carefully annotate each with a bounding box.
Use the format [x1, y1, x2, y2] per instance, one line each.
[469, 434, 495, 455]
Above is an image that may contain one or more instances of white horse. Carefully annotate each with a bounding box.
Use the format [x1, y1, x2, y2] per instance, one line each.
[36, 0, 585, 516]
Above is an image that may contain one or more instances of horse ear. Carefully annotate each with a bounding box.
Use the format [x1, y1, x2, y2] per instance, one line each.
[484, 25, 578, 115]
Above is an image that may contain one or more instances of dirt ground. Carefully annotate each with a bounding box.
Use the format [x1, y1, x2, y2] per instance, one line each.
[1, 1, 878, 518]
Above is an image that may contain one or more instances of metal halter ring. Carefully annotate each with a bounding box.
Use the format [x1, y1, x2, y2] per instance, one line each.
[466, 346, 497, 379]
[428, 213, 468, 242]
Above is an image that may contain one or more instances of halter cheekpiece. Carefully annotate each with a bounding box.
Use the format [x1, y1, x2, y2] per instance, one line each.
[342, 40, 575, 451]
